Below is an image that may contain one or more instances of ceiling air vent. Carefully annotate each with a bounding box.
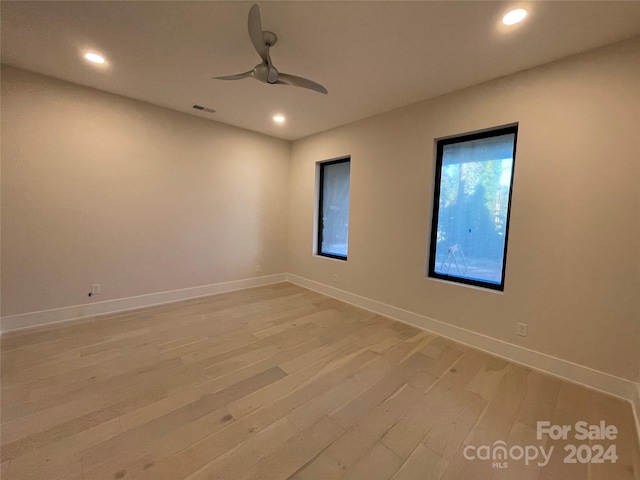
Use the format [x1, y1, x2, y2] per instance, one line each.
[192, 104, 215, 114]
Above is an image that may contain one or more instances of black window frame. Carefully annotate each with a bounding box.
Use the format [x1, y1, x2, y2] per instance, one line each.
[428, 124, 518, 291]
[317, 157, 351, 261]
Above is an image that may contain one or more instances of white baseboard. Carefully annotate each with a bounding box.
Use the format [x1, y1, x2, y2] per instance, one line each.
[632, 384, 640, 448]
[0, 274, 287, 333]
[286, 273, 640, 442]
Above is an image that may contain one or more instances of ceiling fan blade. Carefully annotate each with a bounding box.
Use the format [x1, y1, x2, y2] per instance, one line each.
[276, 73, 328, 94]
[248, 4, 267, 63]
[213, 70, 253, 80]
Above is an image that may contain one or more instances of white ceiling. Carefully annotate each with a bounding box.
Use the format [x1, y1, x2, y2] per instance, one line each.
[2, 1, 639, 141]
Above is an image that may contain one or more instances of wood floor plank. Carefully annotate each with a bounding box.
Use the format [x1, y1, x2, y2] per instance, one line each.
[279, 335, 358, 374]
[77, 449, 156, 480]
[3, 417, 120, 480]
[464, 363, 529, 446]
[144, 405, 234, 461]
[193, 338, 322, 395]
[290, 384, 424, 480]
[490, 421, 546, 480]
[287, 377, 365, 431]
[381, 384, 485, 462]
[0, 384, 167, 463]
[183, 416, 300, 480]
[130, 350, 378, 480]
[230, 349, 378, 421]
[329, 352, 430, 428]
[515, 370, 561, 430]
[342, 441, 403, 480]
[118, 387, 201, 432]
[1, 392, 105, 445]
[238, 416, 345, 480]
[391, 443, 449, 480]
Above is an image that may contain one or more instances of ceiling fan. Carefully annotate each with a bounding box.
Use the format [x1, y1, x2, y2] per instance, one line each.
[214, 4, 328, 95]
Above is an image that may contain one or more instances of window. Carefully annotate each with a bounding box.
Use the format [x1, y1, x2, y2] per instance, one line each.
[428, 125, 518, 290]
[317, 157, 350, 260]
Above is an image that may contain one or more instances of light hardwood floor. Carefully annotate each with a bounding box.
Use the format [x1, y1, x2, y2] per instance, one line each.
[1, 283, 638, 480]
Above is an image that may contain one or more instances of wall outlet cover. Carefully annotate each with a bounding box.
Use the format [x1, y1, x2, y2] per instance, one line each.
[516, 322, 528, 337]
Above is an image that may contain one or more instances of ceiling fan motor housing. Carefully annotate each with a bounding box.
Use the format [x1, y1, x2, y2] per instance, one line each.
[262, 31, 277, 47]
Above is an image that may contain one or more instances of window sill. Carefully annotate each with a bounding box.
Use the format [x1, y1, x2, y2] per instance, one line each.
[314, 254, 348, 263]
[426, 276, 504, 294]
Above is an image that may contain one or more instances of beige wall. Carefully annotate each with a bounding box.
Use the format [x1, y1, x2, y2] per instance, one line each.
[287, 38, 640, 382]
[1, 66, 290, 318]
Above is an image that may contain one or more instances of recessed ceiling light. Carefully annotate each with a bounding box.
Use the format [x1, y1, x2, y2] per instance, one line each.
[84, 52, 105, 64]
[502, 8, 527, 25]
[273, 115, 285, 123]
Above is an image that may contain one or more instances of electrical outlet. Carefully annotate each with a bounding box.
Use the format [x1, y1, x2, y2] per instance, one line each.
[256, 264, 261, 273]
[516, 322, 528, 337]
[332, 274, 338, 284]
[91, 283, 101, 295]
